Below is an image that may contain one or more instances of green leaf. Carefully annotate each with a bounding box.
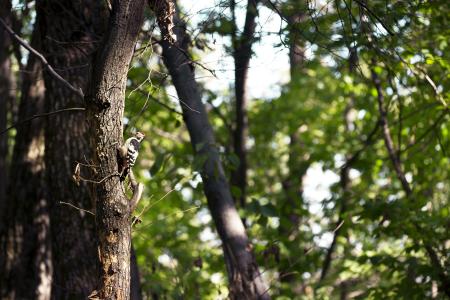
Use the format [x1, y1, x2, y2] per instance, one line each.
[260, 204, 278, 217]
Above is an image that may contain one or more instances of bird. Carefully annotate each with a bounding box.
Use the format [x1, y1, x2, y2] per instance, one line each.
[118, 131, 145, 181]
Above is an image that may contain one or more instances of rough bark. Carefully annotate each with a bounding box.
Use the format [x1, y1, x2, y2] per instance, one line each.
[0, 22, 51, 300]
[231, 0, 259, 208]
[85, 0, 145, 298]
[0, 0, 12, 215]
[37, 0, 108, 298]
[131, 245, 143, 300]
[154, 4, 270, 299]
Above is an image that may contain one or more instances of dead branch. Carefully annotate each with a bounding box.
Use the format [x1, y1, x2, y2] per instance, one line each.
[59, 201, 95, 216]
[0, 17, 84, 99]
[0, 107, 85, 135]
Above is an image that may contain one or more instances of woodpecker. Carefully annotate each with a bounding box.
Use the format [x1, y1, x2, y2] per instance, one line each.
[118, 131, 145, 181]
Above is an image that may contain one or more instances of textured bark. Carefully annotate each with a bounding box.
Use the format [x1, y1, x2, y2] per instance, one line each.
[86, 0, 145, 298]
[37, 0, 108, 298]
[131, 245, 143, 300]
[0, 0, 12, 216]
[231, 0, 259, 208]
[0, 22, 51, 300]
[154, 4, 270, 299]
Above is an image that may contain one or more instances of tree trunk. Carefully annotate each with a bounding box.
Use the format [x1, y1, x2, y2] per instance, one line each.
[0, 0, 12, 215]
[131, 245, 143, 300]
[86, 0, 145, 298]
[231, 0, 259, 208]
[0, 21, 51, 300]
[278, 8, 308, 285]
[37, 0, 108, 298]
[320, 45, 357, 282]
[154, 3, 270, 299]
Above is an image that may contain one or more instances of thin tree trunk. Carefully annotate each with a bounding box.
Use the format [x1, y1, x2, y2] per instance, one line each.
[0, 21, 51, 300]
[231, 0, 259, 208]
[153, 3, 270, 298]
[37, 1, 108, 298]
[86, 0, 145, 298]
[282, 8, 307, 228]
[370, 63, 450, 297]
[320, 45, 357, 282]
[357, 1, 450, 293]
[278, 8, 308, 285]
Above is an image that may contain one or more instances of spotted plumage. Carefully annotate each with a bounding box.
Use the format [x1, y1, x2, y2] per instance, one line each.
[119, 132, 145, 181]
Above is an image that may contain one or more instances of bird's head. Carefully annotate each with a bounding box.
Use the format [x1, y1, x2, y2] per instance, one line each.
[135, 131, 145, 142]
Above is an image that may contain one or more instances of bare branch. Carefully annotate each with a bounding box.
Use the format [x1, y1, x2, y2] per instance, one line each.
[135, 88, 182, 115]
[0, 107, 85, 135]
[353, 0, 394, 36]
[0, 17, 84, 99]
[59, 201, 95, 216]
[371, 64, 412, 196]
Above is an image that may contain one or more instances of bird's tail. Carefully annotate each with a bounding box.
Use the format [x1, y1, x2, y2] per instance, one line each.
[120, 168, 129, 181]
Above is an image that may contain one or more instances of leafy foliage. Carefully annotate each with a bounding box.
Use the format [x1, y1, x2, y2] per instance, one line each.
[123, 0, 449, 298]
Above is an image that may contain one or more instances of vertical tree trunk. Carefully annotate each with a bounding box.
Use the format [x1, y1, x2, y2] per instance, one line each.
[37, 1, 108, 297]
[0, 0, 12, 213]
[0, 22, 51, 300]
[282, 8, 307, 227]
[278, 8, 308, 285]
[231, 0, 259, 208]
[86, 0, 145, 298]
[131, 245, 143, 300]
[153, 3, 270, 298]
[320, 45, 357, 282]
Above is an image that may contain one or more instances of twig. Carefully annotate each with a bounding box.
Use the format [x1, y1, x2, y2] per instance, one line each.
[353, 0, 394, 36]
[393, 51, 447, 107]
[134, 206, 199, 231]
[259, 219, 346, 296]
[371, 63, 411, 196]
[79, 173, 120, 185]
[0, 17, 84, 99]
[128, 169, 144, 212]
[59, 201, 95, 216]
[136, 88, 182, 115]
[0, 107, 85, 135]
[340, 119, 380, 170]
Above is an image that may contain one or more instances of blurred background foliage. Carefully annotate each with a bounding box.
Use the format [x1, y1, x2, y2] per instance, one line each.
[117, 0, 449, 298]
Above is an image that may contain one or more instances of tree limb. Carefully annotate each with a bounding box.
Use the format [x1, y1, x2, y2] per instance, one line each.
[0, 17, 84, 99]
[0, 107, 85, 135]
